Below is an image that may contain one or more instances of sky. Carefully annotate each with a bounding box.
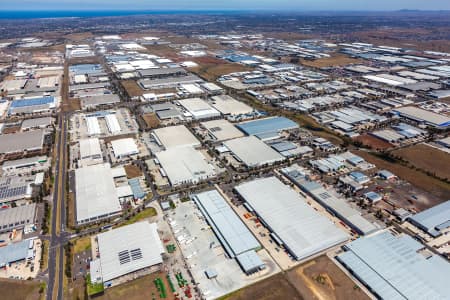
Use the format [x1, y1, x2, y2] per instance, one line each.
[1, 0, 450, 11]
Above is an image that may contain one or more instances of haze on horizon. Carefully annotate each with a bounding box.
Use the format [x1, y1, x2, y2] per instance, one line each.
[2, 0, 450, 11]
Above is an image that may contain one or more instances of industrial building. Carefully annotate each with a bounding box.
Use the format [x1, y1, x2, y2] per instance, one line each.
[393, 106, 450, 128]
[0, 239, 35, 268]
[152, 125, 200, 149]
[0, 174, 39, 204]
[1, 156, 49, 174]
[201, 119, 244, 141]
[21, 117, 55, 131]
[337, 230, 450, 300]
[155, 146, 216, 186]
[223, 136, 284, 167]
[79, 138, 103, 166]
[210, 95, 253, 116]
[192, 190, 265, 274]
[408, 200, 450, 237]
[80, 94, 120, 110]
[75, 163, 122, 225]
[110, 138, 139, 159]
[234, 177, 348, 260]
[90, 222, 164, 287]
[178, 98, 221, 120]
[8, 96, 56, 115]
[281, 164, 378, 235]
[0, 130, 46, 158]
[236, 117, 299, 140]
[0, 203, 37, 233]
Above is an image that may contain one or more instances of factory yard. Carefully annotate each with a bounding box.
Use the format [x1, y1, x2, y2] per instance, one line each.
[392, 143, 450, 180]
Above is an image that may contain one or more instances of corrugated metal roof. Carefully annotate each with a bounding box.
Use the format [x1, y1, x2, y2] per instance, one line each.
[235, 177, 348, 260]
[0, 240, 31, 266]
[337, 231, 450, 300]
[236, 117, 299, 136]
[193, 189, 260, 257]
[409, 200, 450, 237]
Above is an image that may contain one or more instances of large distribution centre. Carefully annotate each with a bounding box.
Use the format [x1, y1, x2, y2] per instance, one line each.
[234, 177, 348, 260]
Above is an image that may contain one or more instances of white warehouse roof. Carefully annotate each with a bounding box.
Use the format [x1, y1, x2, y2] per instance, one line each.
[201, 119, 244, 141]
[178, 98, 221, 120]
[111, 138, 139, 158]
[75, 163, 122, 224]
[235, 177, 348, 260]
[152, 125, 200, 149]
[79, 138, 102, 160]
[96, 222, 164, 283]
[224, 136, 284, 167]
[155, 146, 216, 186]
[211, 95, 253, 116]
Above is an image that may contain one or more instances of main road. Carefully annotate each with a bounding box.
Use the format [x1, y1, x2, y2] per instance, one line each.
[47, 112, 68, 300]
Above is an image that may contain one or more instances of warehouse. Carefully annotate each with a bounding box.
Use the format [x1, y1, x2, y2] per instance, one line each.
[234, 177, 348, 260]
[0, 130, 46, 156]
[152, 125, 200, 149]
[201, 119, 244, 141]
[90, 222, 164, 287]
[236, 117, 299, 140]
[110, 138, 139, 159]
[8, 96, 56, 115]
[210, 95, 253, 116]
[155, 146, 216, 186]
[1, 156, 49, 174]
[0, 203, 37, 233]
[178, 98, 221, 120]
[223, 136, 284, 167]
[192, 190, 264, 274]
[0, 240, 35, 268]
[80, 94, 120, 110]
[138, 74, 202, 89]
[337, 230, 450, 300]
[0, 175, 38, 204]
[21, 117, 55, 131]
[408, 200, 450, 237]
[79, 138, 103, 166]
[281, 165, 378, 235]
[75, 163, 122, 225]
[138, 67, 186, 78]
[393, 106, 450, 128]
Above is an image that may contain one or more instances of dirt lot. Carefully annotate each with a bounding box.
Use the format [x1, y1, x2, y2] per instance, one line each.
[62, 99, 81, 112]
[221, 273, 303, 300]
[142, 113, 161, 129]
[190, 56, 252, 81]
[0, 279, 42, 300]
[96, 272, 175, 300]
[392, 144, 450, 180]
[301, 54, 363, 68]
[354, 134, 393, 150]
[121, 80, 144, 97]
[223, 255, 367, 300]
[124, 164, 143, 179]
[287, 255, 369, 300]
[355, 150, 450, 202]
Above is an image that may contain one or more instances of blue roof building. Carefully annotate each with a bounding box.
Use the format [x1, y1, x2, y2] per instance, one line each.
[128, 178, 146, 200]
[0, 240, 33, 267]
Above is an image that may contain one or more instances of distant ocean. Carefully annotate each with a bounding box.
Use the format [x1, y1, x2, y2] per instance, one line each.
[0, 10, 239, 20]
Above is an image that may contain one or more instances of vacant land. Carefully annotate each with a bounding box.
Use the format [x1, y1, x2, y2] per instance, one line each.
[121, 80, 144, 97]
[287, 255, 369, 300]
[0, 279, 42, 300]
[355, 150, 450, 201]
[222, 255, 366, 300]
[73, 236, 91, 254]
[124, 164, 143, 178]
[191, 56, 252, 81]
[220, 273, 302, 300]
[302, 54, 363, 68]
[354, 134, 393, 150]
[142, 113, 161, 129]
[392, 144, 450, 180]
[96, 272, 174, 300]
